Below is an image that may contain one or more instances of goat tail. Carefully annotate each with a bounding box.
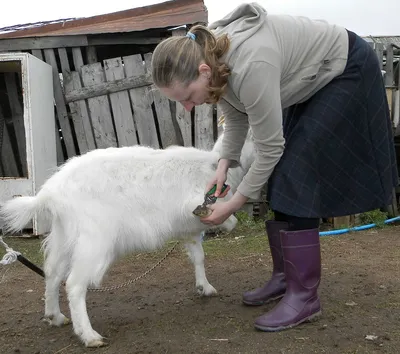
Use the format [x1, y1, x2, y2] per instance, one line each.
[0, 194, 52, 234]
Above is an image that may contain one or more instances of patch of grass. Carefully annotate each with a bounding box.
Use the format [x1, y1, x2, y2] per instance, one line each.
[233, 211, 265, 231]
[203, 233, 268, 259]
[0, 236, 44, 266]
[202, 211, 267, 258]
[358, 209, 388, 227]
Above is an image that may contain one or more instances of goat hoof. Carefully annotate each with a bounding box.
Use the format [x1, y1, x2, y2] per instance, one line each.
[86, 339, 107, 348]
[42, 314, 70, 327]
[197, 284, 217, 297]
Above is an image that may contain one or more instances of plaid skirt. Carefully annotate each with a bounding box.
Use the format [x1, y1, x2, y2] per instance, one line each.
[267, 31, 398, 218]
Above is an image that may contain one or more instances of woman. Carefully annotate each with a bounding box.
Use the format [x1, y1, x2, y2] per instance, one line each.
[151, 3, 398, 332]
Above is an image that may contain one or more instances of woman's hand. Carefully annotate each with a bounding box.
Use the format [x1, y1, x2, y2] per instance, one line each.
[205, 158, 231, 198]
[200, 192, 249, 226]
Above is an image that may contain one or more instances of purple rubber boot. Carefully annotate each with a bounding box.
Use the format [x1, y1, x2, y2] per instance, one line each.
[242, 220, 288, 306]
[254, 228, 322, 331]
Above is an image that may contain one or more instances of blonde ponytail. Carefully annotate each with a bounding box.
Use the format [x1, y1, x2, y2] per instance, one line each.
[151, 25, 231, 104]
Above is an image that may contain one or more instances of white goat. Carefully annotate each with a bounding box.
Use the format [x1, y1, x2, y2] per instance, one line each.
[0, 126, 255, 348]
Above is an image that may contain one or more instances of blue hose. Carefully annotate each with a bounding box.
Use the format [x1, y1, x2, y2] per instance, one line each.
[319, 215, 400, 236]
[201, 216, 400, 241]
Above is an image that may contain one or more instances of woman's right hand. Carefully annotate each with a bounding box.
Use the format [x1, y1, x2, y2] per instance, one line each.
[205, 159, 231, 198]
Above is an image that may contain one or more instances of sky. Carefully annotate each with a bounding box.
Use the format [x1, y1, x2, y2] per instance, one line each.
[0, 0, 399, 36]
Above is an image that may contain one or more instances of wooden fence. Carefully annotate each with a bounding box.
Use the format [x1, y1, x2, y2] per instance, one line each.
[28, 49, 220, 167]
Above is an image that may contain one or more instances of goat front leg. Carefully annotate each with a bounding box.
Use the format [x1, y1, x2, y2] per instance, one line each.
[184, 232, 217, 296]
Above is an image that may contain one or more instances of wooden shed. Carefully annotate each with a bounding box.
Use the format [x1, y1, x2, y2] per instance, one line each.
[0, 0, 219, 171]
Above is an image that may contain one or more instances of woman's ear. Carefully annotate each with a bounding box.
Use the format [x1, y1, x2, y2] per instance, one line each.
[198, 63, 211, 79]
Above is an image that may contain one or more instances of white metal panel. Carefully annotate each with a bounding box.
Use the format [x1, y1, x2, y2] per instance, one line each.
[26, 54, 57, 234]
[0, 53, 56, 235]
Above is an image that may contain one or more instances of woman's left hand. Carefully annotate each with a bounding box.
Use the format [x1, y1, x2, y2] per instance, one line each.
[200, 201, 234, 226]
[200, 192, 249, 226]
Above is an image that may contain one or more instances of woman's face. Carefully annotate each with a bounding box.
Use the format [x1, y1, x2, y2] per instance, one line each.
[159, 63, 211, 112]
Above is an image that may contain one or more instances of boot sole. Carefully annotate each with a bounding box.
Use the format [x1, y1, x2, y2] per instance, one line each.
[254, 310, 322, 332]
[242, 294, 285, 306]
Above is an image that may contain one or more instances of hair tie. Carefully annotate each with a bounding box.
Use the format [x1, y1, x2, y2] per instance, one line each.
[186, 32, 196, 40]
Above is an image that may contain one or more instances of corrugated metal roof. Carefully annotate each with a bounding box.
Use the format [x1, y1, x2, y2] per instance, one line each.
[363, 35, 400, 48]
[0, 18, 79, 36]
[0, 0, 207, 39]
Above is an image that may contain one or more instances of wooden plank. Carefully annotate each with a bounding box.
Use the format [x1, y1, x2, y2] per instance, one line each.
[333, 215, 351, 229]
[216, 104, 224, 137]
[57, 48, 71, 76]
[386, 187, 399, 217]
[175, 102, 192, 147]
[194, 104, 214, 150]
[394, 90, 400, 135]
[31, 49, 43, 60]
[143, 53, 179, 148]
[43, 48, 75, 160]
[30, 49, 64, 165]
[58, 48, 94, 154]
[0, 105, 19, 177]
[86, 46, 97, 64]
[1, 123, 20, 177]
[72, 47, 84, 72]
[81, 62, 117, 148]
[103, 57, 138, 147]
[88, 35, 162, 46]
[385, 45, 394, 87]
[53, 119, 64, 166]
[386, 88, 393, 118]
[64, 72, 152, 103]
[123, 54, 159, 148]
[64, 71, 96, 153]
[374, 43, 384, 70]
[0, 35, 88, 51]
[4, 73, 27, 177]
[171, 28, 187, 37]
[171, 28, 192, 147]
[398, 55, 400, 89]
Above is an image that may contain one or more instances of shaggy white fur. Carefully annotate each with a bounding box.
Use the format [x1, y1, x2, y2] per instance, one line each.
[0, 128, 255, 347]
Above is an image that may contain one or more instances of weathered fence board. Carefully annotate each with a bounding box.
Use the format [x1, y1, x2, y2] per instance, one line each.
[194, 103, 214, 150]
[143, 52, 180, 148]
[64, 73, 152, 103]
[81, 63, 117, 148]
[385, 45, 394, 87]
[72, 47, 84, 71]
[65, 71, 96, 154]
[86, 46, 98, 64]
[4, 72, 27, 176]
[123, 54, 159, 148]
[170, 28, 193, 147]
[217, 104, 224, 136]
[375, 43, 384, 70]
[43, 48, 75, 161]
[58, 48, 93, 155]
[0, 105, 19, 177]
[175, 102, 192, 146]
[104, 57, 138, 147]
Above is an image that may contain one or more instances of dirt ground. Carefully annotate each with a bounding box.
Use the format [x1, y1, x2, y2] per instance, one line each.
[0, 221, 399, 354]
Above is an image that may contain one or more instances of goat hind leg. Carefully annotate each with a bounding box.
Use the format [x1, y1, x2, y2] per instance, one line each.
[65, 243, 114, 348]
[42, 229, 70, 327]
[43, 257, 70, 326]
[184, 233, 217, 296]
